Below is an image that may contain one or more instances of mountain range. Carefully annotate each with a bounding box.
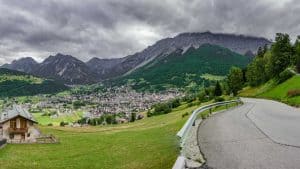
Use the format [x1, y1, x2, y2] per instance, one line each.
[1, 32, 271, 85]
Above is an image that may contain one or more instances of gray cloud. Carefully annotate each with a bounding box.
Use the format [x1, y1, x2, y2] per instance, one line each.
[0, 0, 299, 64]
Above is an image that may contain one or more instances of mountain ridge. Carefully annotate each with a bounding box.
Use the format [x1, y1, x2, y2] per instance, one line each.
[1, 32, 271, 85]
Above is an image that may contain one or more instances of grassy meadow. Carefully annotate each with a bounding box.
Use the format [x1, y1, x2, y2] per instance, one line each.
[0, 102, 202, 169]
[32, 111, 84, 126]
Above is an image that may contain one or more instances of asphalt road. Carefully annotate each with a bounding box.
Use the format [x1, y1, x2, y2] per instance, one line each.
[197, 98, 300, 169]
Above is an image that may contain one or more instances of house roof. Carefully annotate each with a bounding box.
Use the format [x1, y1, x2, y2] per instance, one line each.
[0, 105, 37, 124]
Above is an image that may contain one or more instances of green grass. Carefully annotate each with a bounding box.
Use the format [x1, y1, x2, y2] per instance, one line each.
[200, 73, 225, 81]
[33, 111, 84, 126]
[240, 75, 300, 106]
[0, 102, 202, 169]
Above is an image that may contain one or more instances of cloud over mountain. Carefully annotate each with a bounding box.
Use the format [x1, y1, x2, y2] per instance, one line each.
[0, 0, 299, 64]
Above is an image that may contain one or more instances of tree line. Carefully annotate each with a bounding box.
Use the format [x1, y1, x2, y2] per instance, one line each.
[227, 33, 300, 95]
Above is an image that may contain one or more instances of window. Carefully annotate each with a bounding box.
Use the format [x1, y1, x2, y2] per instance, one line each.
[9, 134, 14, 139]
[10, 119, 17, 129]
[20, 118, 27, 129]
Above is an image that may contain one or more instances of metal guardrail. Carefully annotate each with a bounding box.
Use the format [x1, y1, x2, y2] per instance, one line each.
[172, 99, 242, 169]
[177, 99, 242, 148]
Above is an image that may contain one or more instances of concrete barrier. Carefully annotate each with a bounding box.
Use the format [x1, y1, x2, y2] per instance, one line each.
[172, 156, 185, 169]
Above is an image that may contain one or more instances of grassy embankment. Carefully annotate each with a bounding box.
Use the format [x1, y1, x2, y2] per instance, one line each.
[239, 75, 300, 106]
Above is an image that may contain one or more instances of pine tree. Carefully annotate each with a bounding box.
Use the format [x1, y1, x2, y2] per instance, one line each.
[214, 81, 222, 96]
[269, 33, 293, 77]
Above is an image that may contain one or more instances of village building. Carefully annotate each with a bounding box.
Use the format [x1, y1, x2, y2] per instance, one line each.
[0, 105, 40, 143]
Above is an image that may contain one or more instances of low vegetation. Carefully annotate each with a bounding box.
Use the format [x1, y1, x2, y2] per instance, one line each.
[0, 68, 68, 97]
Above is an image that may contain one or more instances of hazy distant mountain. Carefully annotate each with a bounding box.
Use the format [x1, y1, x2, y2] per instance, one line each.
[1, 57, 38, 73]
[34, 53, 97, 85]
[99, 31, 271, 79]
[86, 57, 124, 80]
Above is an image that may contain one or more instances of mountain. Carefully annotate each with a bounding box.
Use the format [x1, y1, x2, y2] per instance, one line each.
[112, 44, 252, 91]
[34, 53, 97, 85]
[1, 57, 38, 73]
[0, 68, 68, 97]
[86, 57, 124, 80]
[1, 32, 271, 84]
[96, 32, 271, 79]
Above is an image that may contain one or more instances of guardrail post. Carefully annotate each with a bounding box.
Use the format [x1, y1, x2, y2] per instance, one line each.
[209, 108, 212, 114]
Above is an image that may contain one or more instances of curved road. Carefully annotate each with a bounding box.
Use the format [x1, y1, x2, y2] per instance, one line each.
[197, 98, 300, 169]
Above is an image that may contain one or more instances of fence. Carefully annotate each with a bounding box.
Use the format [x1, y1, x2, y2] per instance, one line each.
[173, 99, 242, 169]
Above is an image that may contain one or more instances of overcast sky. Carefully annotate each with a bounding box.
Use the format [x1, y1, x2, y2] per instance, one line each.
[0, 0, 299, 64]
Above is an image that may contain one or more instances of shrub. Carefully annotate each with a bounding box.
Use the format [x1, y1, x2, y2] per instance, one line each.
[47, 123, 53, 126]
[277, 69, 295, 84]
[214, 96, 225, 102]
[170, 99, 181, 108]
[60, 121, 68, 127]
[182, 112, 189, 118]
[287, 89, 300, 97]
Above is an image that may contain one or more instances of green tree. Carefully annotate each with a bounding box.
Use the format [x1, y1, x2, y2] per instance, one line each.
[257, 47, 264, 58]
[294, 36, 300, 73]
[246, 56, 267, 86]
[269, 33, 293, 77]
[213, 81, 222, 96]
[227, 67, 244, 95]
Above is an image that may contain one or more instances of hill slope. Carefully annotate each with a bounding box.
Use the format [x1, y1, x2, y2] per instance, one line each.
[113, 44, 252, 91]
[240, 75, 300, 106]
[0, 68, 68, 97]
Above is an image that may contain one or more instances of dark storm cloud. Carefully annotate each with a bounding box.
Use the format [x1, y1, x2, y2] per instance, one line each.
[0, 0, 299, 64]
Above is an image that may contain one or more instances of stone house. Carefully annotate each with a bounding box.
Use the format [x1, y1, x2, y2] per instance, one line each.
[0, 105, 40, 143]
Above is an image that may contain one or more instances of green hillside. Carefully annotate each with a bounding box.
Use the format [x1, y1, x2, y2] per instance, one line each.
[0, 68, 68, 97]
[240, 75, 300, 106]
[114, 44, 251, 91]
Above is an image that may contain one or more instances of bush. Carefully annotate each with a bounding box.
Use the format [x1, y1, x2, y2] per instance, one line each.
[287, 89, 300, 97]
[47, 123, 53, 126]
[277, 69, 295, 84]
[182, 112, 189, 118]
[170, 99, 181, 108]
[60, 121, 68, 127]
[214, 97, 225, 102]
